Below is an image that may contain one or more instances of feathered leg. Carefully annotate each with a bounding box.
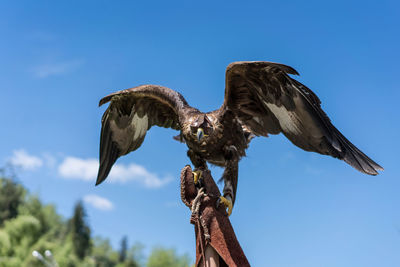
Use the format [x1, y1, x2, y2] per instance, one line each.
[222, 160, 238, 206]
[217, 145, 240, 216]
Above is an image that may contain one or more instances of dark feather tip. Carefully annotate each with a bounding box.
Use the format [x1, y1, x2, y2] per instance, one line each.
[95, 168, 108, 185]
[95, 176, 104, 186]
[99, 96, 111, 107]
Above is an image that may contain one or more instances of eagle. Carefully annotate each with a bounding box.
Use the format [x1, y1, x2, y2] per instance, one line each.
[96, 61, 383, 215]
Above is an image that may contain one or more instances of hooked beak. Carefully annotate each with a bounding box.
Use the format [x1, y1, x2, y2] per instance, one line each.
[196, 128, 204, 142]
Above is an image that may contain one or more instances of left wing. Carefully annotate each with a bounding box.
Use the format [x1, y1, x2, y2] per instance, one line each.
[97, 85, 192, 185]
[222, 61, 383, 175]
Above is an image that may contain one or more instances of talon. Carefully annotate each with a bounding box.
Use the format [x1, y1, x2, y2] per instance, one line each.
[192, 170, 203, 185]
[217, 195, 233, 216]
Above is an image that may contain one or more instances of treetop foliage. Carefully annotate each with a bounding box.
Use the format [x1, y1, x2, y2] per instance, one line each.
[0, 173, 191, 267]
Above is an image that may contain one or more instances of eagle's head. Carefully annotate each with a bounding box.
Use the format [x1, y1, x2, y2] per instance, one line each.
[189, 114, 215, 144]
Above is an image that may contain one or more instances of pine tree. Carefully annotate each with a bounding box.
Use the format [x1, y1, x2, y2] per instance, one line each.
[119, 236, 128, 263]
[69, 201, 91, 260]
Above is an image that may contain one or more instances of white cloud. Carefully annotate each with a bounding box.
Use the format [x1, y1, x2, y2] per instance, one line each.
[31, 59, 84, 78]
[10, 149, 43, 170]
[83, 194, 113, 211]
[7, 150, 171, 189]
[108, 163, 172, 188]
[58, 157, 98, 181]
[58, 156, 171, 188]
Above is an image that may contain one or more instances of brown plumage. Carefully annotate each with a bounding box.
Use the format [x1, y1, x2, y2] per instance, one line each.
[96, 61, 383, 210]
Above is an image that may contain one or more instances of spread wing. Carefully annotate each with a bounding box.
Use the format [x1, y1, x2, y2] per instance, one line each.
[96, 85, 191, 185]
[223, 61, 383, 175]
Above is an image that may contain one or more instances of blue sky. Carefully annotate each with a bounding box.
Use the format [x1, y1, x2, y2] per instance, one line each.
[1, 0, 399, 266]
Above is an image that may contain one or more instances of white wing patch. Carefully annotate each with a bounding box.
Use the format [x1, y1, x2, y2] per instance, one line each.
[131, 113, 149, 140]
[265, 102, 301, 135]
[109, 112, 149, 154]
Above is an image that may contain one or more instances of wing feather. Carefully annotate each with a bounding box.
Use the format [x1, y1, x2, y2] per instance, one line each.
[223, 61, 383, 175]
[96, 85, 191, 185]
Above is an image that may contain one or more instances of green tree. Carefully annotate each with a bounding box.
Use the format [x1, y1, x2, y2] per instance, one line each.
[19, 195, 63, 235]
[119, 236, 128, 263]
[69, 201, 91, 260]
[2, 214, 41, 266]
[0, 173, 192, 267]
[146, 247, 190, 267]
[0, 177, 25, 225]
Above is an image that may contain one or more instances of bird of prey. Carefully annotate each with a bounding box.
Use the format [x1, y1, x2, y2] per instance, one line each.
[96, 61, 383, 215]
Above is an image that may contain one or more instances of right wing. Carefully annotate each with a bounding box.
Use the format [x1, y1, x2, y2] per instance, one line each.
[96, 84, 191, 185]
